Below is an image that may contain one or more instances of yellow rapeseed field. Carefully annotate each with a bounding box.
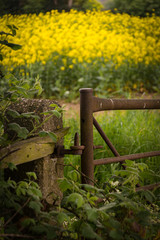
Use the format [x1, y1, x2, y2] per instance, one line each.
[1, 10, 160, 70]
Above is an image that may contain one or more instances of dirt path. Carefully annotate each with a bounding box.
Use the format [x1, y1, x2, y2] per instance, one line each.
[59, 101, 80, 119]
[59, 93, 160, 119]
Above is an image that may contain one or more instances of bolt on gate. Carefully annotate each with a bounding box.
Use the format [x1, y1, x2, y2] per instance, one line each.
[80, 88, 160, 185]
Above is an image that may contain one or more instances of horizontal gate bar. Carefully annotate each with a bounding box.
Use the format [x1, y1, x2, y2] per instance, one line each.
[136, 182, 160, 192]
[94, 150, 160, 165]
[93, 97, 160, 112]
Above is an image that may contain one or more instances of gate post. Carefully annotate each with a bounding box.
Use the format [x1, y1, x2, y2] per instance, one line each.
[80, 88, 94, 185]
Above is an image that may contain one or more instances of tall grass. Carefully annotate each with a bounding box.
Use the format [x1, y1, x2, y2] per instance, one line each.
[63, 109, 160, 185]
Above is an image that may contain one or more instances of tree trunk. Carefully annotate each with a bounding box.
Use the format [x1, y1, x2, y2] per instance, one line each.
[68, 0, 73, 8]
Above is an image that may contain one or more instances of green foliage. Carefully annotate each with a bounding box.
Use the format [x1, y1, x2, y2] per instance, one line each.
[0, 24, 64, 240]
[0, 75, 62, 147]
[107, 0, 160, 17]
[1, 162, 159, 239]
[0, 25, 22, 81]
[0, 25, 21, 62]
[0, 167, 62, 239]
[14, 54, 160, 100]
[57, 170, 160, 239]
[74, 0, 103, 11]
[0, 75, 46, 147]
[0, 0, 103, 15]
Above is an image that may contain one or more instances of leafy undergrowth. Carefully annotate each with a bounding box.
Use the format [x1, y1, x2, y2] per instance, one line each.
[0, 160, 160, 240]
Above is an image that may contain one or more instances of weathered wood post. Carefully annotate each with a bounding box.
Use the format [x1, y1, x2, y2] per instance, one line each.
[80, 88, 94, 185]
[4, 99, 64, 204]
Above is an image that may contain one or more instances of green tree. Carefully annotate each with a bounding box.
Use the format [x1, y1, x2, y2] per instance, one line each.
[105, 0, 160, 16]
[0, 0, 103, 15]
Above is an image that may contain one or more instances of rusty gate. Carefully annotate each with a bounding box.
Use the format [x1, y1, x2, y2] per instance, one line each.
[80, 88, 160, 186]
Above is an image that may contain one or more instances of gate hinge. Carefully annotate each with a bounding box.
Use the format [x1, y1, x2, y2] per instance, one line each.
[52, 132, 103, 158]
[53, 132, 84, 157]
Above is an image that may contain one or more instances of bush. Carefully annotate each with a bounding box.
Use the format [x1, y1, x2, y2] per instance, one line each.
[107, 0, 160, 17]
[0, 0, 103, 15]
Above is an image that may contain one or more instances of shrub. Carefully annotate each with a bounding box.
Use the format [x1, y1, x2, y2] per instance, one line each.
[107, 0, 160, 17]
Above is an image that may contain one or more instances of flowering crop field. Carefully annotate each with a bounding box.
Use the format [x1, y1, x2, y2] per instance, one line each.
[1, 10, 160, 98]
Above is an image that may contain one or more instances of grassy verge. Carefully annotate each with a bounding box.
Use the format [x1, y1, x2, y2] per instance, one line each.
[63, 109, 160, 185]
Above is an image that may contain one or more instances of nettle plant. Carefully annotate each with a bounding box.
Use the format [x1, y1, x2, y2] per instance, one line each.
[0, 72, 63, 148]
[57, 159, 160, 240]
[0, 25, 62, 239]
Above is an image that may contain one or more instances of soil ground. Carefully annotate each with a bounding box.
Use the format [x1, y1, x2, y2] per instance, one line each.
[59, 100, 80, 119]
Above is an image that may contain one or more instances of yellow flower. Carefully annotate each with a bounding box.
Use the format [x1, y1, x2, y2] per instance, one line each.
[69, 65, 73, 69]
[60, 66, 65, 71]
[0, 10, 159, 69]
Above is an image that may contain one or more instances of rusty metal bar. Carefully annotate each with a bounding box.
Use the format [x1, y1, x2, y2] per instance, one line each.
[94, 150, 160, 165]
[80, 88, 94, 185]
[93, 97, 160, 112]
[79, 88, 160, 186]
[136, 182, 160, 192]
[93, 117, 120, 157]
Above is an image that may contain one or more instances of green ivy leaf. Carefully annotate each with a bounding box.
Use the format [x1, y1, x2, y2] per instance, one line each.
[29, 200, 42, 213]
[49, 103, 58, 108]
[7, 179, 17, 188]
[109, 229, 123, 240]
[48, 132, 57, 142]
[31, 224, 47, 234]
[67, 170, 80, 182]
[34, 77, 43, 95]
[26, 172, 37, 180]
[58, 178, 73, 192]
[7, 24, 18, 36]
[21, 217, 36, 227]
[88, 196, 98, 205]
[86, 208, 98, 223]
[14, 86, 29, 96]
[81, 222, 102, 240]
[39, 131, 57, 142]
[57, 212, 70, 225]
[16, 185, 27, 196]
[0, 31, 13, 36]
[42, 110, 61, 118]
[21, 112, 40, 122]
[138, 163, 148, 171]
[28, 187, 42, 199]
[7, 162, 17, 171]
[67, 193, 84, 208]
[80, 184, 104, 194]
[142, 190, 156, 203]
[99, 202, 117, 211]
[7, 109, 20, 118]
[0, 40, 22, 50]
[8, 123, 29, 139]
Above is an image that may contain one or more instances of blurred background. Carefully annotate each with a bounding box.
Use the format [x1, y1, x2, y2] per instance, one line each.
[0, 0, 160, 16]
